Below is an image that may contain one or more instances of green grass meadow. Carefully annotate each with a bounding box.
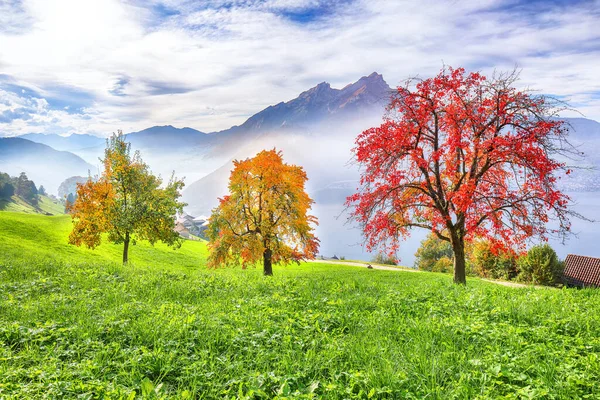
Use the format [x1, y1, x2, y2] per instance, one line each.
[0, 212, 206, 269]
[1, 212, 599, 398]
[0, 195, 65, 216]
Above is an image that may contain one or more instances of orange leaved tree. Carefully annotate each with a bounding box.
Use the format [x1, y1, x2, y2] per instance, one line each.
[69, 132, 185, 264]
[347, 67, 575, 284]
[207, 149, 319, 276]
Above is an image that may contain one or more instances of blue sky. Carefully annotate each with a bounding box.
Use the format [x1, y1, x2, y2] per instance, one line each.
[0, 0, 599, 136]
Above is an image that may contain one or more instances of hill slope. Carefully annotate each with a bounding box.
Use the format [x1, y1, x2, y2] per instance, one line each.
[0, 194, 65, 215]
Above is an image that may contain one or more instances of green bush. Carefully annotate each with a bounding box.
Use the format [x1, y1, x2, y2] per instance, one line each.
[469, 240, 518, 280]
[432, 256, 453, 273]
[517, 244, 563, 286]
[414, 234, 453, 271]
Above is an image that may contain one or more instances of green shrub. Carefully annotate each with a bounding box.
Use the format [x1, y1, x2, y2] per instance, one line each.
[517, 244, 563, 286]
[469, 240, 518, 280]
[414, 234, 453, 271]
[432, 256, 453, 273]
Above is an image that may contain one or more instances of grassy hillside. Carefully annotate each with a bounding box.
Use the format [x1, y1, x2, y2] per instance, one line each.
[0, 212, 206, 268]
[0, 195, 65, 215]
[0, 212, 599, 398]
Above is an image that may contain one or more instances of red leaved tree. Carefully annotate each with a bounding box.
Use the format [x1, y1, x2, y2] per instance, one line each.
[347, 67, 574, 284]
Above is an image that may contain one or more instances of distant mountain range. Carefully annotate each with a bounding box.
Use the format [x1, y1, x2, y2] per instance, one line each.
[4, 72, 391, 197]
[4, 72, 600, 215]
[17, 133, 104, 152]
[212, 72, 390, 135]
[126, 125, 209, 149]
[17, 125, 210, 155]
[0, 138, 95, 195]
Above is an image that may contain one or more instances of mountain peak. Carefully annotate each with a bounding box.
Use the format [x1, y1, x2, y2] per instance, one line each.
[233, 73, 392, 134]
[343, 72, 387, 89]
[364, 72, 386, 85]
[132, 125, 206, 136]
[145, 125, 175, 132]
[298, 81, 333, 99]
[124, 125, 208, 149]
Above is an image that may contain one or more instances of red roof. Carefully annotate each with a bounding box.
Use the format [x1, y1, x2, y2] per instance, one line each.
[563, 254, 600, 288]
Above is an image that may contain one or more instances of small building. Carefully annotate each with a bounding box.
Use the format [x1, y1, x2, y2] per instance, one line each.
[563, 254, 600, 288]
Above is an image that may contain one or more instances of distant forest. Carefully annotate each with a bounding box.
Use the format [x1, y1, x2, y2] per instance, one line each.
[0, 171, 43, 206]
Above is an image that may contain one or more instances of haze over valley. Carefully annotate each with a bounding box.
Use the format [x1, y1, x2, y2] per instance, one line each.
[2, 72, 600, 264]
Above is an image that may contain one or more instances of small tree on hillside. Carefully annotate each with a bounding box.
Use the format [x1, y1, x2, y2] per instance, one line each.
[347, 66, 576, 284]
[207, 149, 319, 276]
[69, 132, 186, 264]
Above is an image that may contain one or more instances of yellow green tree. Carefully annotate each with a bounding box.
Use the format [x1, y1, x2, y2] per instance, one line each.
[69, 132, 186, 264]
[414, 233, 454, 272]
[207, 149, 319, 276]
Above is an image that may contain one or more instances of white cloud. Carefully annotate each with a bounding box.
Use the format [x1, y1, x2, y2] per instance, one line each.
[0, 0, 599, 137]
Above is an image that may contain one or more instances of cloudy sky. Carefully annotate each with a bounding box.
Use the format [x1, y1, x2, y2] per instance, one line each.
[0, 0, 599, 137]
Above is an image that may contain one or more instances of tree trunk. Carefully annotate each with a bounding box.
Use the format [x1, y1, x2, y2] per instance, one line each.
[451, 232, 467, 285]
[123, 232, 130, 265]
[263, 247, 273, 276]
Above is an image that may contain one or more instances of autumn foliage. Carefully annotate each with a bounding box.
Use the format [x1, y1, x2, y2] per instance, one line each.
[207, 149, 319, 275]
[347, 67, 572, 284]
[69, 132, 185, 264]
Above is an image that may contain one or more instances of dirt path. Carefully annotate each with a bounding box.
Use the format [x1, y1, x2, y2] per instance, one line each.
[309, 259, 419, 272]
[480, 278, 546, 289]
[309, 259, 546, 288]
